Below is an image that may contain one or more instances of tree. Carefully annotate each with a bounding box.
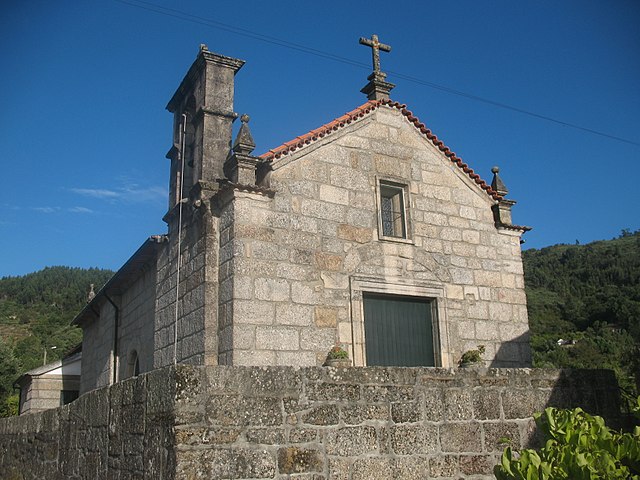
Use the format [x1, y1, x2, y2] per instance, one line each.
[495, 399, 640, 479]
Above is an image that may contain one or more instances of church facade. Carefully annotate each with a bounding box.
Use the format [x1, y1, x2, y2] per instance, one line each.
[73, 43, 531, 395]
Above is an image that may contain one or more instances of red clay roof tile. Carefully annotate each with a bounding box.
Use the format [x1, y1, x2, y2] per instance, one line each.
[259, 99, 502, 200]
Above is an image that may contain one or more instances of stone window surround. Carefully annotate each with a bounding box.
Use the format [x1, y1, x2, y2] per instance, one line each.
[348, 276, 449, 367]
[375, 176, 413, 244]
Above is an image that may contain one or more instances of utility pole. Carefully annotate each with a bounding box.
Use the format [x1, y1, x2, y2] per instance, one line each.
[43, 345, 57, 365]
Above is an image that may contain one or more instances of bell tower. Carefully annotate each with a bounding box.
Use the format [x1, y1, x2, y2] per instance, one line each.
[154, 46, 245, 369]
[165, 44, 245, 216]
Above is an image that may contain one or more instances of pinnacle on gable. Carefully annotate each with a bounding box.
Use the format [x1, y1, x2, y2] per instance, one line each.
[233, 114, 256, 156]
[491, 166, 509, 197]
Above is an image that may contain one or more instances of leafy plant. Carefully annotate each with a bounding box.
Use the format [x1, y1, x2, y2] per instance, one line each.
[494, 402, 640, 479]
[459, 344, 485, 366]
[327, 345, 349, 360]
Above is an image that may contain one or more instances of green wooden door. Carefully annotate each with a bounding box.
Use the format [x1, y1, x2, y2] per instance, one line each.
[363, 293, 435, 366]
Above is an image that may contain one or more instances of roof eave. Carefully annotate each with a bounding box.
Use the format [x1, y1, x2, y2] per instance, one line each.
[71, 235, 166, 326]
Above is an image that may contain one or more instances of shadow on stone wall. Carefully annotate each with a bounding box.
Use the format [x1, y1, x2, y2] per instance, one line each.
[491, 331, 630, 447]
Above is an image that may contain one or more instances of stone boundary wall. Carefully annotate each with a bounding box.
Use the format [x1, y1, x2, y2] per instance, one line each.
[0, 366, 623, 479]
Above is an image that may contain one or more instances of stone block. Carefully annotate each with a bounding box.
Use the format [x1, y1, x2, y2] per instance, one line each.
[289, 427, 318, 443]
[499, 322, 530, 341]
[314, 306, 338, 328]
[444, 389, 473, 421]
[302, 405, 340, 426]
[255, 277, 291, 302]
[320, 271, 349, 289]
[329, 165, 369, 190]
[362, 385, 415, 403]
[421, 388, 446, 421]
[475, 270, 502, 287]
[278, 447, 324, 474]
[205, 395, 282, 427]
[176, 447, 276, 479]
[440, 422, 482, 453]
[276, 262, 317, 281]
[306, 383, 360, 402]
[502, 389, 543, 420]
[337, 224, 372, 244]
[175, 426, 240, 445]
[391, 402, 422, 423]
[450, 268, 474, 285]
[314, 251, 343, 271]
[245, 427, 285, 445]
[234, 300, 275, 325]
[228, 325, 254, 351]
[291, 282, 322, 305]
[301, 198, 347, 222]
[459, 454, 495, 475]
[341, 404, 389, 425]
[472, 389, 502, 420]
[300, 328, 336, 352]
[390, 424, 438, 455]
[328, 457, 351, 480]
[276, 304, 313, 326]
[351, 457, 394, 480]
[428, 455, 459, 477]
[276, 350, 318, 366]
[483, 422, 521, 453]
[325, 426, 377, 456]
[319, 184, 349, 205]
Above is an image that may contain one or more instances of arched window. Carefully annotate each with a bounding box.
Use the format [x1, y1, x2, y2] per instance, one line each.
[126, 350, 140, 378]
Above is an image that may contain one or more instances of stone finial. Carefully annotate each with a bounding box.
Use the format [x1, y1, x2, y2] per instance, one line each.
[491, 166, 509, 197]
[87, 284, 95, 303]
[490, 166, 519, 228]
[359, 34, 395, 100]
[199, 44, 208, 53]
[232, 114, 256, 156]
[224, 113, 260, 185]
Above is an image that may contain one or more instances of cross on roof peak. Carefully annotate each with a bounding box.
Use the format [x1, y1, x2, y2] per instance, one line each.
[359, 34, 391, 74]
[358, 34, 395, 101]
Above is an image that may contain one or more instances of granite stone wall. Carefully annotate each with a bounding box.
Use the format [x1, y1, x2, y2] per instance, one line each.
[228, 106, 530, 369]
[154, 200, 221, 369]
[80, 301, 116, 394]
[0, 365, 624, 480]
[117, 265, 157, 380]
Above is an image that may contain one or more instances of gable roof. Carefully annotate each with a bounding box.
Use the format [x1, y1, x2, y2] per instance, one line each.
[259, 99, 502, 201]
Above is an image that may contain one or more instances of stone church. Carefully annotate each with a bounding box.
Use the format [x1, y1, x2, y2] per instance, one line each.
[73, 40, 531, 395]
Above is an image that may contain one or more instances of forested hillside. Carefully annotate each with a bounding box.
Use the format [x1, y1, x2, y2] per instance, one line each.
[0, 267, 113, 416]
[524, 230, 640, 393]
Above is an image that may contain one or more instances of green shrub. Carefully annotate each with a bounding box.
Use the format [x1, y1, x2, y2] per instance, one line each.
[494, 400, 640, 479]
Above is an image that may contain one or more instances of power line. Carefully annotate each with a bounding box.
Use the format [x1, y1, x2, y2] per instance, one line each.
[115, 0, 640, 148]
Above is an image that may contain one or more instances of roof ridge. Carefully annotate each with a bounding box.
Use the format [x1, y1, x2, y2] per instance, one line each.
[259, 99, 501, 200]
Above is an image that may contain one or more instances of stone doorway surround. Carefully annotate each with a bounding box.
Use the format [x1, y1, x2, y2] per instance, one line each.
[348, 276, 449, 367]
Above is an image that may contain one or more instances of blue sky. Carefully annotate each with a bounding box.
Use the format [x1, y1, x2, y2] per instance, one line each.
[1, 1, 638, 277]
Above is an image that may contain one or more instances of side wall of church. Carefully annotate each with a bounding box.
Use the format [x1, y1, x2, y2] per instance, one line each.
[227, 107, 530, 368]
[80, 302, 115, 394]
[80, 265, 157, 394]
[117, 265, 157, 380]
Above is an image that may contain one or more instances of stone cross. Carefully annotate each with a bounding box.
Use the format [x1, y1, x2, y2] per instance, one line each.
[359, 34, 391, 74]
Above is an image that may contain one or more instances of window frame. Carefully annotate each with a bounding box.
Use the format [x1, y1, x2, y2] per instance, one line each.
[376, 177, 413, 244]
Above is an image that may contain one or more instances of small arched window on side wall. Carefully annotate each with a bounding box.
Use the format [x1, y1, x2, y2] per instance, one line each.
[126, 350, 140, 378]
